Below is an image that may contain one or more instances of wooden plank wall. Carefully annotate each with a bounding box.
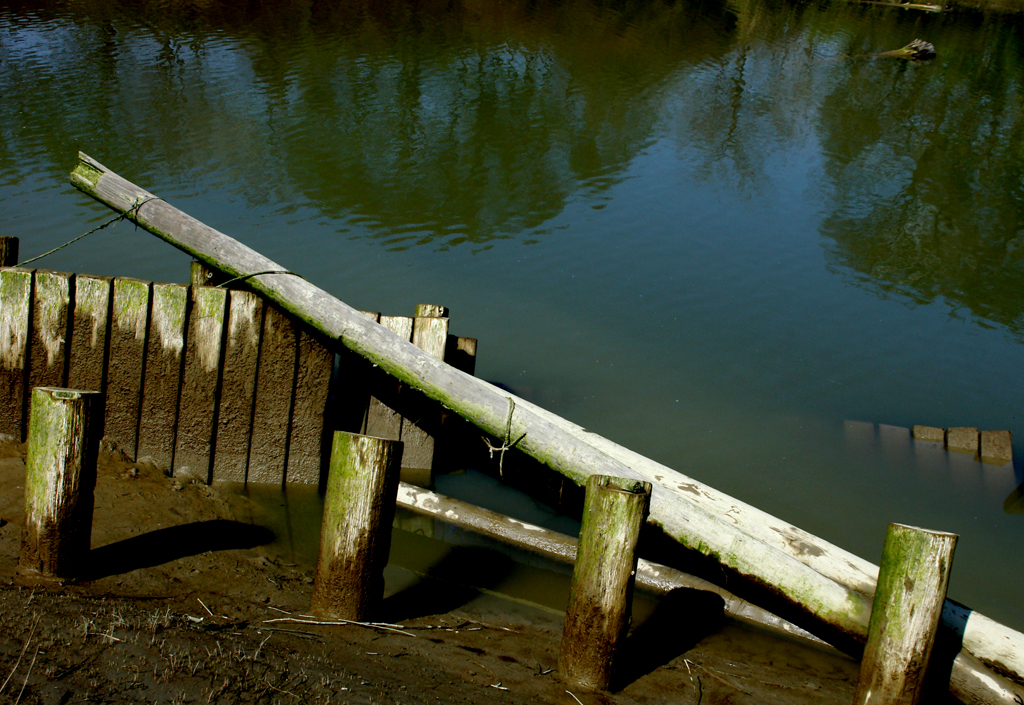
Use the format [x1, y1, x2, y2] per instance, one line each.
[0, 266, 477, 487]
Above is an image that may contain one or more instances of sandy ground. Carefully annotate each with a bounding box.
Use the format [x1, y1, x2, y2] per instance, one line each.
[0, 441, 875, 705]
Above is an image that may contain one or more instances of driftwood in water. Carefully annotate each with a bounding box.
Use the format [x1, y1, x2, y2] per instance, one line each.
[69, 152, 1024, 703]
[854, 524, 958, 705]
[560, 476, 651, 691]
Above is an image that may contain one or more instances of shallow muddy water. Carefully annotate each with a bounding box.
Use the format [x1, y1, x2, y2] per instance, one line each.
[1, 0, 1023, 631]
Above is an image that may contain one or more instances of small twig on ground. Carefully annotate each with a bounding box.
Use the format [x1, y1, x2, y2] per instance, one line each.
[487, 683, 509, 691]
[1, 613, 40, 693]
[14, 645, 39, 705]
[566, 690, 585, 705]
[197, 598, 214, 616]
[263, 677, 299, 698]
[266, 606, 292, 615]
[265, 617, 414, 638]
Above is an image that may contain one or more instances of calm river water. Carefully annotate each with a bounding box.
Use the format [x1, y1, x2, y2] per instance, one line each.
[1, 0, 1022, 630]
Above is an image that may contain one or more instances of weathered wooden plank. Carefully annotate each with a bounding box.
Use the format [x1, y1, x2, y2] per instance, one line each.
[285, 326, 333, 485]
[854, 524, 958, 705]
[20, 387, 101, 580]
[0, 237, 18, 267]
[311, 432, 403, 621]
[70, 153, 1024, 701]
[104, 277, 150, 459]
[136, 283, 187, 472]
[0, 268, 33, 442]
[363, 315, 412, 442]
[248, 303, 296, 484]
[173, 286, 227, 483]
[68, 274, 113, 394]
[211, 289, 264, 483]
[29, 269, 73, 391]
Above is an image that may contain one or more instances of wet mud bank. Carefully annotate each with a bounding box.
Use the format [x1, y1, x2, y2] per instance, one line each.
[0, 441, 881, 704]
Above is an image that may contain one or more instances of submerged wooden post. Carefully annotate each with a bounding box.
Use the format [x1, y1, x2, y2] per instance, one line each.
[854, 524, 958, 705]
[559, 475, 652, 691]
[19, 387, 102, 580]
[311, 432, 403, 621]
[0, 237, 18, 266]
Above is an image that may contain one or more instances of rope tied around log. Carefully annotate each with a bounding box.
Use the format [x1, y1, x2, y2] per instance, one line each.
[16, 196, 163, 267]
[216, 270, 307, 288]
[482, 398, 526, 477]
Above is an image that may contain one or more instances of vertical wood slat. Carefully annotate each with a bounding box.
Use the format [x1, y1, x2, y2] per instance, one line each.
[0, 268, 33, 442]
[285, 326, 334, 484]
[364, 315, 413, 442]
[29, 270, 73, 391]
[212, 289, 264, 483]
[136, 283, 187, 471]
[173, 286, 227, 482]
[337, 310, 380, 438]
[68, 275, 113, 394]
[400, 311, 449, 484]
[104, 278, 151, 459]
[446, 336, 477, 376]
[248, 304, 297, 484]
[0, 238, 19, 267]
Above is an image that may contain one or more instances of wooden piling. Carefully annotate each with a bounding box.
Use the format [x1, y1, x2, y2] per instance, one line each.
[285, 327, 333, 484]
[0, 268, 33, 442]
[29, 270, 73, 390]
[68, 274, 113, 394]
[173, 285, 227, 482]
[212, 289, 264, 483]
[854, 524, 958, 705]
[400, 307, 449, 485]
[248, 304, 297, 483]
[364, 315, 413, 441]
[559, 475, 652, 691]
[310, 432, 403, 621]
[19, 387, 102, 580]
[136, 283, 187, 472]
[446, 336, 477, 376]
[104, 278, 151, 459]
[0, 237, 19, 266]
[189, 260, 230, 288]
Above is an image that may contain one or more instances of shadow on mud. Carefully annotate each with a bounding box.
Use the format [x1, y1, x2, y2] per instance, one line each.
[81, 520, 276, 581]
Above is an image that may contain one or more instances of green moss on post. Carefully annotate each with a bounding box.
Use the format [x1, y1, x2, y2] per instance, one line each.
[311, 432, 403, 621]
[559, 475, 652, 691]
[19, 387, 102, 580]
[0, 268, 32, 442]
[854, 523, 958, 705]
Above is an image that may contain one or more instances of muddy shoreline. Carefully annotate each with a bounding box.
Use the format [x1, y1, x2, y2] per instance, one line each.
[0, 442, 875, 704]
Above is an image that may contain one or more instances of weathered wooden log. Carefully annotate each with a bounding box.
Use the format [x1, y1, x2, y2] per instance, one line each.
[30, 269, 73, 390]
[248, 303, 296, 483]
[0, 237, 19, 267]
[68, 274, 113, 394]
[0, 267, 33, 442]
[854, 524, 958, 705]
[69, 153, 1024, 700]
[104, 277, 150, 459]
[136, 283, 187, 471]
[19, 387, 101, 580]
[560, 475, 651, 690]
[174, 285, 227, 482]
[311, 432, 403, 620]
[212, 289, 263, 482]
[395, 481, 822, 644]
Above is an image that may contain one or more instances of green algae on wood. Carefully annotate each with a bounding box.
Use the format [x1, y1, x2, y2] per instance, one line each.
[311, 432, 403, 621]
[854, 524, 957, 705]
[104, 277, 151, 459]
[30, 270, 73, 391]
[20, 387, 101, 579]
[0, 268, 32, 441]
[68, 274, 113, 394]
[136, 283, 187, 472]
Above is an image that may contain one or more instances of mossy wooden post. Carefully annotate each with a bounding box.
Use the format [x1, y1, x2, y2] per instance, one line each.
[19, 387, 102, 580]
[311, 432, 403, 620]
[0, 237, 19, 266]
[137, 283, 187, 472]
[30, 270, 73, 391]
[212, 289, 264, 482]
[0, 268, 33, 442]
[854, 524, 958, 705]
[560, 475, 652, 691]
[104, 277, 151, 459]
[173, 285, 227, 483]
